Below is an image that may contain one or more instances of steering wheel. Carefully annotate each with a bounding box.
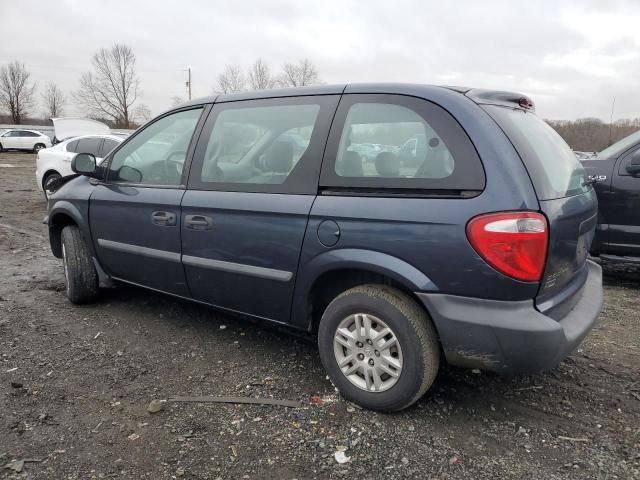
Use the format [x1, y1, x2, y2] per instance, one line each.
[147, 151, 186, 184]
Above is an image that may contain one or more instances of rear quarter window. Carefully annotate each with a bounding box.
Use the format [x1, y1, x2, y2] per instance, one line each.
[66, 140, 80, 153]
[76, 137, 104, 157]
[484, 105, 589, 200]
[320, 94, 485, 192]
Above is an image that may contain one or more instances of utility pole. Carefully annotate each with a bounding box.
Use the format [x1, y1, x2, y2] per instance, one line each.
[185, 67, 192, 101]
[609, 96, 616, 146]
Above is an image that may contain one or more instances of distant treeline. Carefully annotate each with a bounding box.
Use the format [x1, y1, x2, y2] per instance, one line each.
[0, 114, 127, 129]
[0, 114, 49, 126]
[547, 118, 640, 153]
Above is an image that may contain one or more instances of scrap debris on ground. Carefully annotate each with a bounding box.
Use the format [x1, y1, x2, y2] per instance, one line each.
[0, 151, 639, 479]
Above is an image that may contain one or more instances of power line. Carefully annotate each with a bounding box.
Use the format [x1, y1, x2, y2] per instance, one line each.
[24, 62, 187, 75]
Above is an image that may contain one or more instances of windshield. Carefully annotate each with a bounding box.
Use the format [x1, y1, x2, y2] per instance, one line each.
[485, 105, 590, 200]
[598, 129, 640, 159]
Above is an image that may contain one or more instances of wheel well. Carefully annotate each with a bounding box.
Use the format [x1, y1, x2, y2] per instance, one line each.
[42, 170, 61, 188]
[49, 213, 77, 258]
[308, 268, 426, 333]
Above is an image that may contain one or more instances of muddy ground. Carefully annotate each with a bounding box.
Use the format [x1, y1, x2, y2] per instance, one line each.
[0, 151, 638, 479]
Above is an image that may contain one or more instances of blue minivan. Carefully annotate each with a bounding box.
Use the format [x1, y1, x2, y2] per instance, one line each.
[46, 84, 602, 411]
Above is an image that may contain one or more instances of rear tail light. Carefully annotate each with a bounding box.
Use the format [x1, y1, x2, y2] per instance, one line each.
[466, 211, 548, 282]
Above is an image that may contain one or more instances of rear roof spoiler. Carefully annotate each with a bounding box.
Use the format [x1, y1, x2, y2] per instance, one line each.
[464, 89, 535, 112]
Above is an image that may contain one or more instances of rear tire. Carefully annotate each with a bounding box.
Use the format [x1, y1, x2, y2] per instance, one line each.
[61, 225, 98, 304]
[43, 172, 62, 199]
[318, 284, 440, 411]
[0, 143, 3, 153]
[34, 143, 46, 153]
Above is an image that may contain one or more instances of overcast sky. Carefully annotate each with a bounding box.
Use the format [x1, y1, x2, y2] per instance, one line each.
[1, 0, 639, 121]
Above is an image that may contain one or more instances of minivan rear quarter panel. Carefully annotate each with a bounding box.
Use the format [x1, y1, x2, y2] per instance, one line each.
[291, 85, 543, 329]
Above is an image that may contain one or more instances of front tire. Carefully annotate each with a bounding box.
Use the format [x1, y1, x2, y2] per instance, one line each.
[318, 285, 440, 411]
[61, 226, 98, 304]
[34, 143, 46, 153]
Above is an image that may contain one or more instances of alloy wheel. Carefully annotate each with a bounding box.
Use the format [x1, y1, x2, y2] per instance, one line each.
[333, 313, 403, 392]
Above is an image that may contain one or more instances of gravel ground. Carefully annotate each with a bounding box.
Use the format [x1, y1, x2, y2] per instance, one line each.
[0, 151, 639, 479]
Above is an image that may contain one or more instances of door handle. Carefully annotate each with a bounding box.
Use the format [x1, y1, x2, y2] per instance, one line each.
[151, 211, 177, 226]
[185, 214, 213, 230]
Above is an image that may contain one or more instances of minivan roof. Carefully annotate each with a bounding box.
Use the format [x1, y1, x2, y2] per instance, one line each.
[180, 83, 533, 112]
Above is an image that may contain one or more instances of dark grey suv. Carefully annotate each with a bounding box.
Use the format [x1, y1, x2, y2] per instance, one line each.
[46, 84, 602, 411]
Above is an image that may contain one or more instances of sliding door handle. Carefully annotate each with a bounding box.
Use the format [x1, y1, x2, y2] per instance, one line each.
[185, 214, 213, 230]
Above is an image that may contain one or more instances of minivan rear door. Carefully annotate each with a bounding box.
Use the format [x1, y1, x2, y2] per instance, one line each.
[484, 105, 598, 311]
[181, 95, 340, 323]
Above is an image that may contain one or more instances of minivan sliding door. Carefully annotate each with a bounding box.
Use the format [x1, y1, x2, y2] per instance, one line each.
[182, 95, 340, 323]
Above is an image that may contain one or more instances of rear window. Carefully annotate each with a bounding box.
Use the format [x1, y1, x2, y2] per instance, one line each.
[485, 105, 589, 200]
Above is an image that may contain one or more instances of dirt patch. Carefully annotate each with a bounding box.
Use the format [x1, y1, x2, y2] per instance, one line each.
[0, 152, 638, 479]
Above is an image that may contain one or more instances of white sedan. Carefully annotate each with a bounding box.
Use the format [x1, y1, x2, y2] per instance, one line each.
[36, 134, 123, 197]
[0, 129, 52, 153]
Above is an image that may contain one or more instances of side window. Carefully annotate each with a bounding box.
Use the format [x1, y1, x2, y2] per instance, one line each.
[618, 146, 640, 176]
[108, 108, 203, 186]
[198, 103, 320, 186]
[76, 137, 103, 157]
[335, 103, 454, 180]
[100, 139, 120, 157]
[320, 95, 485, 191]
[66, 140, 79, 153]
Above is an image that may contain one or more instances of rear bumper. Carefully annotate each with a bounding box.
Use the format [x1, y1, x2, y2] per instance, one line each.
[416, 260, 603, 374]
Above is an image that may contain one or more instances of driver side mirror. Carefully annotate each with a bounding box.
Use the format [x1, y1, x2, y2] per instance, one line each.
[625, 150, 640, 175]
[71, 153, 98, 177]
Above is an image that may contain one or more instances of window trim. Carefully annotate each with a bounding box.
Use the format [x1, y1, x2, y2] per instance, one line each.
[319, 94, 485, 192]
[96, 138, 106, 158]
[100, 105, 210, 189]
[186, 95, 340, 195]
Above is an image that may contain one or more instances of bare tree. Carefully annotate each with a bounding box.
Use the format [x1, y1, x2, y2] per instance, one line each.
[280, 58, 319, 87]
[171, 96, 185, 107]
[248, 58, 276, 90]
[41, 82, 65, 118]
[74, 44, 140, 128]
[133, 103, 152, 124]
[216, 64, 245, 94]
[0, 61, 36, 124]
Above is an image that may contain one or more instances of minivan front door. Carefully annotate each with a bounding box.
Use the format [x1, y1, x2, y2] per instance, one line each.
[89, 107, 206, 296]
[181, 95, 339, 322]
